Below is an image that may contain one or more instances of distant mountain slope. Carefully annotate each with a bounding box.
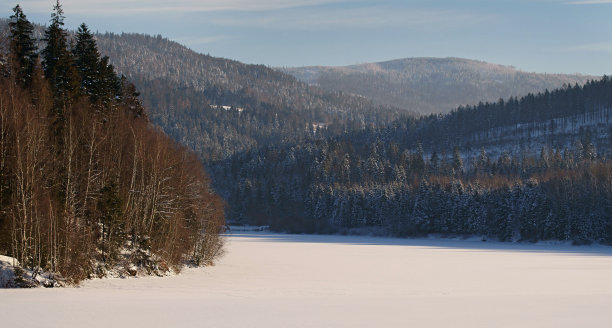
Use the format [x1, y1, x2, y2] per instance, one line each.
[281, 57, 596, 114]
[92, 32, 404, 160]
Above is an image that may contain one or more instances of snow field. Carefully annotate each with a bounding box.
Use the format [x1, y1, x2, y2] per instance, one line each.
[1, 232, 612, 327]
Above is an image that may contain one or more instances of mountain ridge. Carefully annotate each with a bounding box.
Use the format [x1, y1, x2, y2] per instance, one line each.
[281, 57, 597, 114]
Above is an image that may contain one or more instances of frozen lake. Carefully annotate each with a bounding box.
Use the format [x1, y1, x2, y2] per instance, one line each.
[2, 232, 612, 327]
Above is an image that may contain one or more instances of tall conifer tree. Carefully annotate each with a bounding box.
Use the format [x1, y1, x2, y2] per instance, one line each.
[42, 0, 79, 108]
[72, 23, 120, 108]
[97, 56, 120, 107]
[72, 23, 100, 100]
[9, 5, 38, 88]
[452, 146, 464, 175]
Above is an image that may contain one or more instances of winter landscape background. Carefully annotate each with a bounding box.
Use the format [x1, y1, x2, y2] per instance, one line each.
[3, 1, 612, 327]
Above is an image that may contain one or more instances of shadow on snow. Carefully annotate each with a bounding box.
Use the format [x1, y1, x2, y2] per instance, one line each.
[225, 231, 612, 257]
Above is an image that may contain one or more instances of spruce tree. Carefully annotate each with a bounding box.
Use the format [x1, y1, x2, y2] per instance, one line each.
[581, 130, 596, 161]
[477, 147, 487, 169]
[97, 56, 120, 107]
[9, 5, 38, 88]
[120, 76, 146, 119]
[72, 23, 120, 108]
[452, 146, 464, 175]
[42, 0, 79, 108]
[72, 23, 101, 100]
[412, 142, 425, 173]
[430, 151, 439, 172]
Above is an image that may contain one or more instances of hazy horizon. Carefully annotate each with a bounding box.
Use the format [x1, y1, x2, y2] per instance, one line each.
[3, 0, 612, 76]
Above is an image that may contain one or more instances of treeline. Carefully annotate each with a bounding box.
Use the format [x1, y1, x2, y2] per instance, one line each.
[213, 75, 612, 244]
[304, 163, 612, 243]
[416, 77, 612, 147]
[216, 136, 612, 243]
[0, 3, 224, 284]
[313, 76, 612, 158]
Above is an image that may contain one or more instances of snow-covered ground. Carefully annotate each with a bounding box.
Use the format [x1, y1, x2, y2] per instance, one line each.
[2, 232, 612, 327]
[0, 255, 18, 287]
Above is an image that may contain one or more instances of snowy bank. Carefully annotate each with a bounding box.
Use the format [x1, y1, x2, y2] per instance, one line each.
[0, 255, 61, 288]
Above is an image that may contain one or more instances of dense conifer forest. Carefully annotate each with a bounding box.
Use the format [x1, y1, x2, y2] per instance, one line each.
[212, 78, 612, 244]
[0, 3, 224, 284]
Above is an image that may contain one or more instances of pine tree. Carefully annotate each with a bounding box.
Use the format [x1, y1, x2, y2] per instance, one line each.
[340, 153, 351, 183]
[71, 24, 120, 108]
[539, 146, 549, 168]
[97, 56, 120, 107]
[452, 146, 464, 175]
[9, 5, 38, 88]
[42, 1, 80, 108]
[412, 142, 425, 173]
[120, 76, 147, 119]
[72, 23, 101, 100]
[573, 140, 585, 163]
[428, 151, 439, 175]
[478, 147, 487, 169]
[581, 130, 596, 161]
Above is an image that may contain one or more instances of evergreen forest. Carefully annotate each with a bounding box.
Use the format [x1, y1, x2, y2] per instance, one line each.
[212, 78, 612, 244]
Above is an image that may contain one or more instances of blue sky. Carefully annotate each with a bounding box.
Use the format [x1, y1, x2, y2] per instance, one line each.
[4, 0, 612, 75]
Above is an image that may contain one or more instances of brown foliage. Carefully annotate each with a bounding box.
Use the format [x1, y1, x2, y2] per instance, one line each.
[0, 65, 224, 283]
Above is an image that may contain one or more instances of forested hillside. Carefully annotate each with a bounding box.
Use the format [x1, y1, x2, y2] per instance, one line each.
[93, 33, 405, 160]
[282, 58, 595, 114]
[2, 8, 610, 248]
[0, 5, 224, 286]
[81, 23, 612, 244]
[213, 77, 612, 244]
[0, 19, 406, 161]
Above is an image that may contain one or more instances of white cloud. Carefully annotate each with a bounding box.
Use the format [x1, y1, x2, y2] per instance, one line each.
[566, 42, 612, 52]
[17, 0, 358, 14]
[567, 0, 612, 4]
[12, 1, 492, 31]
[210, 6, 491, 30]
